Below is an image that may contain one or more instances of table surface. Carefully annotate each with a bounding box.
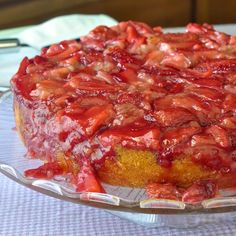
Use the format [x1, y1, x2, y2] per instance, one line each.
[1, 21, 236, 236]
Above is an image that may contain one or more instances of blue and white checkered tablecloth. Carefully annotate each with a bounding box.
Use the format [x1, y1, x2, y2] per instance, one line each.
[1, 173, 236, 236]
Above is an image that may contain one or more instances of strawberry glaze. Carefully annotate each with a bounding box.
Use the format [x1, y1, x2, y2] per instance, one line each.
[11, 21, 236, 199]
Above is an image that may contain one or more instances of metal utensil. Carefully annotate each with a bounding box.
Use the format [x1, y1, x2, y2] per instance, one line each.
[0, 38, 30, 53]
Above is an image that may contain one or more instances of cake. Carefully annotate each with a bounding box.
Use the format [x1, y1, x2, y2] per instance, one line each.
[11, 21, 236, 203]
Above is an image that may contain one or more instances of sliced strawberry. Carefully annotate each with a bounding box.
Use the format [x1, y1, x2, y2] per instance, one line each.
[145, 50, 164, 65]
[146, 182, 182, 200]
[124, 21, 154, 35]
[167, 83, 184, 94]
[177, 75, 224, 88]
[33, 55, 48, 65]
[118, 21, 153, 36]
[79, 96, 109, 107]
[191, 146, 223, 170]
[11, 58, 38, 99]
[77, 50, 104, 66]
[182, 180, 218, 203]
[99, 125, 161, 150]
[143, 64, 179, 77]
[186, 23, 230, 46]
[160, 32, 198, 50]
[224, 84, 236, 94]
[25, 162, 63, 179]
[44, 67, 71, 80]
[108, 47, 142, 66]
[118, 68, 138, 83]
[76, 164, 105, 193]
[162, 125, 201, 149]
[67, 71, 95, 82]
[229, 35, 236, 45]
[11, 74, 36, 100]
[187, 87, 224, 102]
[89, 25, 118, 41]
[154, 94, 209, 114]
[191, 77, 224, 88]
[162, 32, 198, 43]
[81, 25, 118, 50]
[14, 57, 32, 77]
[228, 130, 236, 148]
[126, 24, 146, 46]
[220, 117, 236, 129]
[191, 134, 217, 147]
[154, 108, 196, 127]
[27, 61, 55, 74]
[206, 125, 231, 148]
[68, 77, 117, 92]
[186, 23, 211, 34]
[180, 49, 222, 66]
[196, 59, 236, 74]
[58, 54, 80, 68]
[155, 93, 221, 125]
[83, 104, 115, 136]
[64, 72, 120, 93]
[30, 80, 65, 100]
[223, 94, 236, 112]
[161, 53, 191, 69]
[45, 40, 81, 59]
[45, 43, 66, 57]
[112, 103, 144, 126]
[116, 91, 142, 105]
[96, 70, 114, 84]
[60, 104, 115, 137]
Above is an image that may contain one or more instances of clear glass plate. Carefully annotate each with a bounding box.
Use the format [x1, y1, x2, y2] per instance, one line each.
[1, 91, 236, 228]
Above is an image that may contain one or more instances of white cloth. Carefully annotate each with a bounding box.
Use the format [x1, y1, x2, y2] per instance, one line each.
[18, 14, 117, 49]
[0, 173, 236, 236]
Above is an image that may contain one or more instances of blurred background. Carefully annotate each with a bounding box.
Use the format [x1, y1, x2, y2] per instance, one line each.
[0, 0, 236, 29]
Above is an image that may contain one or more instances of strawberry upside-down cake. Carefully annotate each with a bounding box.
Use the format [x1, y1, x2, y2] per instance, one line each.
[11, 21, 236, 203]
